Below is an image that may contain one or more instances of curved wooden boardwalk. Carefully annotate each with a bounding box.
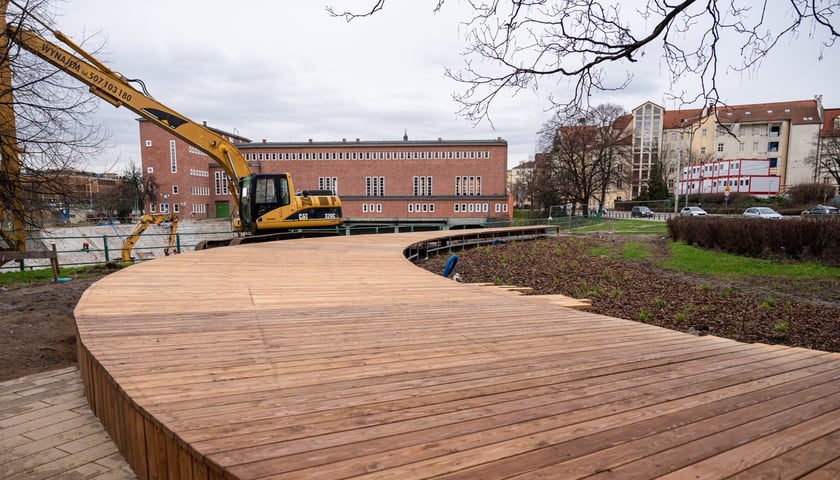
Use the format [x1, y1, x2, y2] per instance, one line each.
[74, 228, 840, 480]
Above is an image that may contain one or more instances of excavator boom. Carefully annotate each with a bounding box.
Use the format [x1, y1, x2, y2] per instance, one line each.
[121, 214, 179, 262]
[7, 26, 250, 201]
[5, 10, 341, 246]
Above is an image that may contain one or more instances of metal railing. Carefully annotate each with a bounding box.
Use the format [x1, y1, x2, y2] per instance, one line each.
[2, 216, 603, 272]
[403, 225, 562, 262]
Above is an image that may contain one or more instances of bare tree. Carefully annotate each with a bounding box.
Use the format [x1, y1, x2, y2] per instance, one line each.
[329, 1, 839, 123]
[588, 103, 631, 212]
[0, 0, 110, 249]
[818, 137, 840, 187]
[536, 104, 630, 215]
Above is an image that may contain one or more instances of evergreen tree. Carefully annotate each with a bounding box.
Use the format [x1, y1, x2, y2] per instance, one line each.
[646, 161, 670, 201]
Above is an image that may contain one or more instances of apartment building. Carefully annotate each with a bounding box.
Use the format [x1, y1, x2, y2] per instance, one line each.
[818, 108, 840, 193]
[139, 120, 512, 227]
[644, 97, 824, 199]
[508, 160, 535, 208]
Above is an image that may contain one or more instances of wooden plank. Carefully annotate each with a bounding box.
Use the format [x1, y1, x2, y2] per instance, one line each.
[71, 229, 840, 480]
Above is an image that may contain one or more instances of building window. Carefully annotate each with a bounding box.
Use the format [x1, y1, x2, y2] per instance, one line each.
[173, 204, 180, 213]
[717, 143, 724, 152]
[752, 142, 759, 151]
[701, 128, 707, 138]
[738, 143, 744, 152]
[147, 167, 154, 174]
[172, 185, 179, 195]
[408, 204, 414, 213]
[413, 176, 433, 196]
[365, 176, 384, 196]
[214, 171, 229, 195]
[753, 126, 760, 135]
[319, 177, 338, 193]
[169, 140, 177, 173]
[145, 140, 152, 147]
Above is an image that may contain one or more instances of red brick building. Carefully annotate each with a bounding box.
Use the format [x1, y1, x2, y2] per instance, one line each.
[139, 120, 512, 227]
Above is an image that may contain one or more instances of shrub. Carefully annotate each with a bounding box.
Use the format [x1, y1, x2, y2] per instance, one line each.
[787, 183, 838, 206]
[667, 216, 840, 263]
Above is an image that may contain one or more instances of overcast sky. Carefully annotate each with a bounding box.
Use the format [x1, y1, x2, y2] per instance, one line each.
[39, 1, 840, 172]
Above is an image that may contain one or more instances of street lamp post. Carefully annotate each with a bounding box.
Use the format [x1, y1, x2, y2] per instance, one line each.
[673, 149, 682, 213]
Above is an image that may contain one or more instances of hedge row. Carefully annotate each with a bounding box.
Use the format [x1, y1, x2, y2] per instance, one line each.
[667, 216, 840, 262]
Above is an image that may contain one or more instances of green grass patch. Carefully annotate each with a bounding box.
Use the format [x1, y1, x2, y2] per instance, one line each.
[588, 244, 614, 257]
[621, 242, 653, 260]
[573, 219, 668, 235]
[0, 264, 117, 288]
[661, 242, 840, 279]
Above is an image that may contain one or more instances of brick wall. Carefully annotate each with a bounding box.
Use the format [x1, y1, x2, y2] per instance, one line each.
[139, 123, 512, 225]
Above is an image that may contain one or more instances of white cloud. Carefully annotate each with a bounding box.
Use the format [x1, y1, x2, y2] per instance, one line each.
[29, 1, 840, 173]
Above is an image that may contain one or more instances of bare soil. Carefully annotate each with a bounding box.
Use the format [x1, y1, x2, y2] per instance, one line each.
[2, 235, 838, 383]
[418, 234, 840, 353]
[0, 266, 116, 382]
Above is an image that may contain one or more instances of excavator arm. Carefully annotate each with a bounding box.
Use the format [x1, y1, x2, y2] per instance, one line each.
[5, 9, 341, 242]
[121, 213, 179, 262]
[6, 25, 250, 214]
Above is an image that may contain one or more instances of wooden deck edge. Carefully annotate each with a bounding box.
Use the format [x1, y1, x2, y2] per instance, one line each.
[77, 337, 220, 480]
[526, 294, 593, 310]
[467, 283, 592, 310]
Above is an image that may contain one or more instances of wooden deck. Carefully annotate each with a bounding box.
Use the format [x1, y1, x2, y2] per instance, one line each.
[73, 228, 840, 480]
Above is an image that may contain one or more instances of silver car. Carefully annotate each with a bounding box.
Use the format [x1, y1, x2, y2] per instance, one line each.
[680, 206, 707, 216]
[801, 205, 839, 217]
[744, 207, 782, 219]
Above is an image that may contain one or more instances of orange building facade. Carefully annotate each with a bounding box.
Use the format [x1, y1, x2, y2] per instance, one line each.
[139, 120, 512, 227]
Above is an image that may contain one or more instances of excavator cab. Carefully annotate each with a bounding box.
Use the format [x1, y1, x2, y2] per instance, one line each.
[238, 174, 290, 229]
[239, 174, 341, 232]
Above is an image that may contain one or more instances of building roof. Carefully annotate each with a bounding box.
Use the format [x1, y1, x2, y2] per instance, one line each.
[662, 108, 704, 129]
[820, 108, 840, 138]
[137, 118, 252, 143]
[661, 99, 823, 130]
[715, 99, 822, 126]
[237, 138, 508, 149]
[511, 160, 535, 170]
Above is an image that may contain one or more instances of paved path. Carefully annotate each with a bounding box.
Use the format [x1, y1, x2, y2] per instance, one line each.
[0, 367, 136, 480]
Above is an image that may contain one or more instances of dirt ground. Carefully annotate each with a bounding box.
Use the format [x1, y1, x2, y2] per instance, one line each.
[418, 234, 840, 353]
[2, 235, 838, 383]
[0, 270, 111, 382]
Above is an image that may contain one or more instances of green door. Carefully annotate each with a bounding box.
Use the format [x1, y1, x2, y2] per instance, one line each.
[215, 201, 230, 219]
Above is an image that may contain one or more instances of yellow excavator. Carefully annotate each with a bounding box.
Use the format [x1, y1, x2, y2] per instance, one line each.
[5, 6, 342, 253]
[121, 213, 178, 262]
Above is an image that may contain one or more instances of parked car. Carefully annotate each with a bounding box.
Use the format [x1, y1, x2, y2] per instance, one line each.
[743, 207, 782, 219]
[680, 206, 707, 217]
[801, 205, 839, 217]
[631, 206, 654, 218]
